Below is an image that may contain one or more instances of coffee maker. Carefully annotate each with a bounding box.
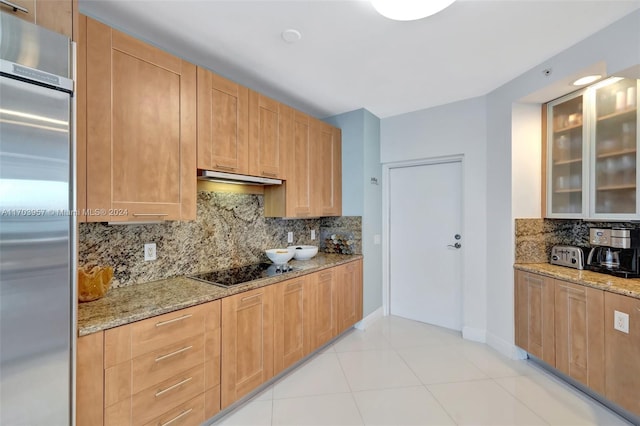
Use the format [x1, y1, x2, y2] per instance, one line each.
[586, 228, 640, 278]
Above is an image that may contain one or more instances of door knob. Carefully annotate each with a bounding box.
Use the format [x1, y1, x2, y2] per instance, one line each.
[447, 243, 461, 249]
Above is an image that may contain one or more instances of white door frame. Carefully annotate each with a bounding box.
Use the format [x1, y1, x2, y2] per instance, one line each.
[382, 154, 465, 317]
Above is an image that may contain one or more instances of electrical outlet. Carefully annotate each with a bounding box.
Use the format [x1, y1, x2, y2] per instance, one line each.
[311, 230, 316, 240]
[144, 243, 157, 261]
[287, 232, 293, 243]
[614, 310, 629, 334]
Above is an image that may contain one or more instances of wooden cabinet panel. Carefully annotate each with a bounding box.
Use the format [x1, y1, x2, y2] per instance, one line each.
[84, 15, 196, 222]
[249, 91, 286, 179]
[514, 270, 555, 366]
[221, 286, 274, 408]
[0, 0, 73, 37]
[77, 332, 104, 426]
[197, 68, 249, 174]
[311, 120, 342, 217]
[274, 276, 308, 374]
[311, 269, 338, 348]
[336, 260, 363, 334]
[604, 291, 640, 414]
[143, 394, 205, 426]
[554, 280, 605, 394]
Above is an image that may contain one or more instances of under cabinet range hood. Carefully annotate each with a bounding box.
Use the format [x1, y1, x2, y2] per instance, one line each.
[197, 169, 282, 185]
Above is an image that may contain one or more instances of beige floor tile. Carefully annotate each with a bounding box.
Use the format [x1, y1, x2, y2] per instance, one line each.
[273, 352, 351, 399]
[397, 346, 488, 384]
[337, 349, 421, 391]
[213, 399, 272, 426]
[272, 393, 363, 425]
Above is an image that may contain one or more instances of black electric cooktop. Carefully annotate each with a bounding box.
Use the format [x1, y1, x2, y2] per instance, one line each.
[189, 262, 299, 288]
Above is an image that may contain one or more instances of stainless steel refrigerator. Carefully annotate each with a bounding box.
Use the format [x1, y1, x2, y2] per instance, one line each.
[0, 12, 75, 425]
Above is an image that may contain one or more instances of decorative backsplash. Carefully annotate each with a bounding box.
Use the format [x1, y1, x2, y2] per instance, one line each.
[79, 192, 362, 288]
[515, 218, 640, 263]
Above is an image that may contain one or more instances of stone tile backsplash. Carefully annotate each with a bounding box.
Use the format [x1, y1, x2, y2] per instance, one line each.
[79, 191, 362, 288]
[515, 218, 640, 263]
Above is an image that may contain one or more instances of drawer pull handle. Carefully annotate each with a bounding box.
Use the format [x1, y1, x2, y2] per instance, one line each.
[155, 314, 192, 327]
[241, 294, 261, 303]
[132, 213, 169, 217]
[558, 284, 585, 294]
[262, 171, 278, 177]
[155, 377, 192, 397]
[159, 408, 193, 426]
[0, 0, 29, 13]
[155, 345, 193, 362]
[215, 164, 236, 171]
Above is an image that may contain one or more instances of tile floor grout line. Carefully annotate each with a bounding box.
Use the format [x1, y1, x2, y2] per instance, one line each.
[488, 376, 552, 426]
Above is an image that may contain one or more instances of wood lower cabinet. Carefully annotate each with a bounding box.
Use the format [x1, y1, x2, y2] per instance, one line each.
[77, 331, 104, 426]
[336, 260, 363, 334]
[514, 270, 556, 366]
[197, 68, 249, 175]
[0, 0, 73, 37]
[274, 275, 310, 374]
[221, 286, 274, 409]
[82, 15, 196, 222]
[604, 291, 640, 414]
[310, 268, 338, 348]
[554, 280, 605, 394]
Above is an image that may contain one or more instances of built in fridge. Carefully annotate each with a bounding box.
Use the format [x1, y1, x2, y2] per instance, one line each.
[0, 11, 75, 425]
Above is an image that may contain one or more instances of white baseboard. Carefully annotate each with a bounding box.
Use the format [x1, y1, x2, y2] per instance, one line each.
[486, 332, 525, 359]
[462, 326, 486, 343]
[354, 307, 384, 330]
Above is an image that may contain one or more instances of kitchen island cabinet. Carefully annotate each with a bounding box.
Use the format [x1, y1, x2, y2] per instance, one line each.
[82, 15, 196, 222]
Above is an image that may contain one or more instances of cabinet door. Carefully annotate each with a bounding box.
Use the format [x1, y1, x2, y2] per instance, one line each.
[85, 16, 196, 222]
[249, 91, 285, 179]
[545, 91, 586, 218]
[514, 270, 555, 366]
[197, 68, 249, 174]
[337, 260, 363, 334]
[288, 111, 313, 216]
[0, 0, 72, 37]
[311, 120, 342, 217]
[77, 332, 104, 426]
[604, 291, 640, 415]
[221, 286, 274, 408]
[554, 280, 604, 394]
[311, 269, 338, 348]
[590, 78, 639, 219]
[274, 276, 308, 374]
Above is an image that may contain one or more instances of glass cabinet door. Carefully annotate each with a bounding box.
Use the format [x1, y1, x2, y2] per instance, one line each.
[547, 92, 585, 217]
[591, 78, 638, 216]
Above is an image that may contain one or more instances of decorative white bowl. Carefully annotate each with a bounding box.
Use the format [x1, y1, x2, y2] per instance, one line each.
[288, 245, 319, 261]
[265, 248, 295, 265]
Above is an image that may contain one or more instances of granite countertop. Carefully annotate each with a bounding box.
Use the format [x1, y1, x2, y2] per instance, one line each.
[78, 253, 362, 336]
[514, 263, 640, 299]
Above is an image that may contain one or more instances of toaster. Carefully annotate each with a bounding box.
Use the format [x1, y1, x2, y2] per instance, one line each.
[550, 245, 585, 270]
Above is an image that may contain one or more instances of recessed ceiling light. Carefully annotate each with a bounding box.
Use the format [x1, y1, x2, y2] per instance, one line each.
[572, 75, 602, 86]
[371, 0, 456, 21]
[282, 29, 302, 43]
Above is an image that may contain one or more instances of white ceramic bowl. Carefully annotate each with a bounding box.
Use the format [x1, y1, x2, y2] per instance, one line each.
[288, 245, 319, 261]
[266, 248, 295, 265]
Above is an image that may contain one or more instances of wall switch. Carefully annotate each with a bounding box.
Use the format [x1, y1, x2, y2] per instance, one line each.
[144, 243, 157, 261]
[311, 230, 316, 240]
[374, 234, 381, 245]
[614, 310, 629, 334]
[287, 232, 293, 243]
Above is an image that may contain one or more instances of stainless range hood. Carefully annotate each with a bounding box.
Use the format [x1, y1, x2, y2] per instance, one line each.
[197, 170, 282, 185]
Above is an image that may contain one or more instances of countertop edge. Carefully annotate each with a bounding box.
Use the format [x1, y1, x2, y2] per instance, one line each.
[78, 254, 363, 337]
[514, 263, 640, 300]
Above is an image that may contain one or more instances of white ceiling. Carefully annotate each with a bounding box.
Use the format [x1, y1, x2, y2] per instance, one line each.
[79, 0, 640, 118]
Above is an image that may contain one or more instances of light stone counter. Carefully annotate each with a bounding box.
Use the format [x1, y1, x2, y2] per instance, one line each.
[514, 263, 640, 300]
[78, 253, 362, 336]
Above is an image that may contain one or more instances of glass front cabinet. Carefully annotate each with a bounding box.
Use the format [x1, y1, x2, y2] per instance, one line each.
[546, 77, 639, 219]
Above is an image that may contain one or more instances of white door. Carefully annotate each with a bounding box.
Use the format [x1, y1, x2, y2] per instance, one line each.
[389, 160, 463, 330]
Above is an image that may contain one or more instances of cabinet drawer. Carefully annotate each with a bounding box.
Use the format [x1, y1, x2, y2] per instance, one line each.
[131, 305, 206, 358]
[132, 364, 205, 426]
[142, 393, 205, 426]
[132, 335, 205, 394]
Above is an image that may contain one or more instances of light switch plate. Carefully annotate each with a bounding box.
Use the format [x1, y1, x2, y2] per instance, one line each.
[614, 310, 629, 334]
[144, 243, 157, 261]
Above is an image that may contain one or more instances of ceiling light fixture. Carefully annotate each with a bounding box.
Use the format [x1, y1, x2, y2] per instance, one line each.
[572, 75, 602, 86]
[371, 0, 456, 21]
[281, 29, 302, 43]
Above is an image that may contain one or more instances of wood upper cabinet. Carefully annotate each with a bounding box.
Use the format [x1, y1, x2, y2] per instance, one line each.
[604, 291, 640, 415]
[273, 275, 310, 375]
[554, 280, 605, 394]
[1, 0, 73, 37]
[221, 285, 274, 409]
[310, 268, 338, 348]
[197, 68, 249, 175]
[249, 90, 287, 179]
[83, 15, 196, 222]
[311, 119, 342, 217]
[336, 260, 363, 334]
[514, 270, 556, 366]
